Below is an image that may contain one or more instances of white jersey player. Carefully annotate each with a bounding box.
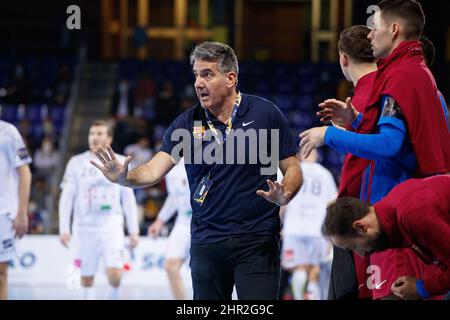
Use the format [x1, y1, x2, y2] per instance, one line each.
[148, 160, 191, 300]
[59, 120, 139, 300]
[0, 120, 32, 300]
[281, 149, 337, 300]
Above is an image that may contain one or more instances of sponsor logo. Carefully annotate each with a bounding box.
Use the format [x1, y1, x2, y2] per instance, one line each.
[2, 239, 13, 249]
[374, 280, 387, 290]
[17, 148, 30, 160]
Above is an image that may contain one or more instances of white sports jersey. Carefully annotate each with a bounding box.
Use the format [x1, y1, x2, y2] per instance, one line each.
[158, 161, 192, 227]
[283, 162, 337, 237]
[0, 120, 32, 219]
[59, 151, 139, 235]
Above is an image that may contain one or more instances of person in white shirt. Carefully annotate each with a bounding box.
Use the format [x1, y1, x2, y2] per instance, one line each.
[0, 120, 32, 300]
[33, 137, 60, 179]
[124, 136, 154, 170]
[281, 149, 337, 300]
[148, 160, 191, 300]
[59, 120, 139, 300]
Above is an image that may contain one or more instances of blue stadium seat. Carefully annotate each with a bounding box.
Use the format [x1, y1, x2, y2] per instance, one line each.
[254, 81, 271, 93]
[274, 64, 291, 78]
[276, 81, 295, 94]
[273, 94, 294, 111]
[296, 94, 315, 111]
[55, 121, 64, 134]
[289, 110, 315, 128]
[298, 78, 316, 93]
[26, 104, 43, 123]
[297, 64, 315, 78]
[31, 123, 44, 140]
[50, 106, 66, 125]
[3, 105, 18, 122]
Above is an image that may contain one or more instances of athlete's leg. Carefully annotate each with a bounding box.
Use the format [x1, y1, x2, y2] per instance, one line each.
[307, 265, 322, 300]
[77, 233, 100, 300]
[165, 222, 190, 300]
[0, 216, 15, 300]
[80, 276, 95, 300]
[165, 258, 186, 300]
[0, 262, 8, 300]
[105, 267, 122, 300]
[291, 265, 308, 300]
[104, 230, 125, 300]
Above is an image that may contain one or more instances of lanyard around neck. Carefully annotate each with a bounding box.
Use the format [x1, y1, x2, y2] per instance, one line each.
[204, 92, 241, 146]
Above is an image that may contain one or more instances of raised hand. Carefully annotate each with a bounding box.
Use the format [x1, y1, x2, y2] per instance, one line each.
[299, 126, 328, 158]
[90, 145, 132, 185]
[317, 97, 359, 127]
[256, 179, 293, 206]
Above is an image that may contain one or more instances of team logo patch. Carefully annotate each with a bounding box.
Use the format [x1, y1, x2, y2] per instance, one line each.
[192, 125, 206, 139]
[2, 239, 13, 249]
[17, 147, 30, 160]
[381, 96, 404, 119]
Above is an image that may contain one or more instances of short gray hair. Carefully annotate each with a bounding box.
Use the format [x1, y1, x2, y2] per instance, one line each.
[190, 42, 239, 76]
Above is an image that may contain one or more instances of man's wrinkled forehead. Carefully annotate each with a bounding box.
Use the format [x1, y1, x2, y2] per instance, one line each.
[192, 60, 220, 73]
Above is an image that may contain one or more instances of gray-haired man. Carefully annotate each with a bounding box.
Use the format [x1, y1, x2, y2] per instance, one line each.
[92, 42, 302, 299]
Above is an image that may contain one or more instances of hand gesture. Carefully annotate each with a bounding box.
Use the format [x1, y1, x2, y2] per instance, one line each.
[317, 97, 359, 127]
[90, 145, 132, 185]
[257, 180, 293, 206]
[299, 126, 328, 158]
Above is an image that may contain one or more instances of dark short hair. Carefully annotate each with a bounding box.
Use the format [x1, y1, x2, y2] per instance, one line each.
[322, 198, 371, 237]
[190, 41, 239, 76]
[420, 35, 435, 67]
[90, 119, 114, 137]
[338, 25, 375, 64]
[378, 0, 425, 40]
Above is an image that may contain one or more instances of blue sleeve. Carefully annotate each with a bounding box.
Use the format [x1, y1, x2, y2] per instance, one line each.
[438, 93, 450, 130]
[324, 95, 408, 160]
[351, 112, 363, 130]
[272, 105, 299, 160]
[324, 123, 406, 160]
[325, 96, 407, 160]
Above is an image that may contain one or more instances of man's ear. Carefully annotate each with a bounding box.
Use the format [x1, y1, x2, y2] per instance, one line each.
[227, 72, 237, 88]
[341, 53, 349, 67]
[352, 220, 368, 235]
[391, 22, 400, 40]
